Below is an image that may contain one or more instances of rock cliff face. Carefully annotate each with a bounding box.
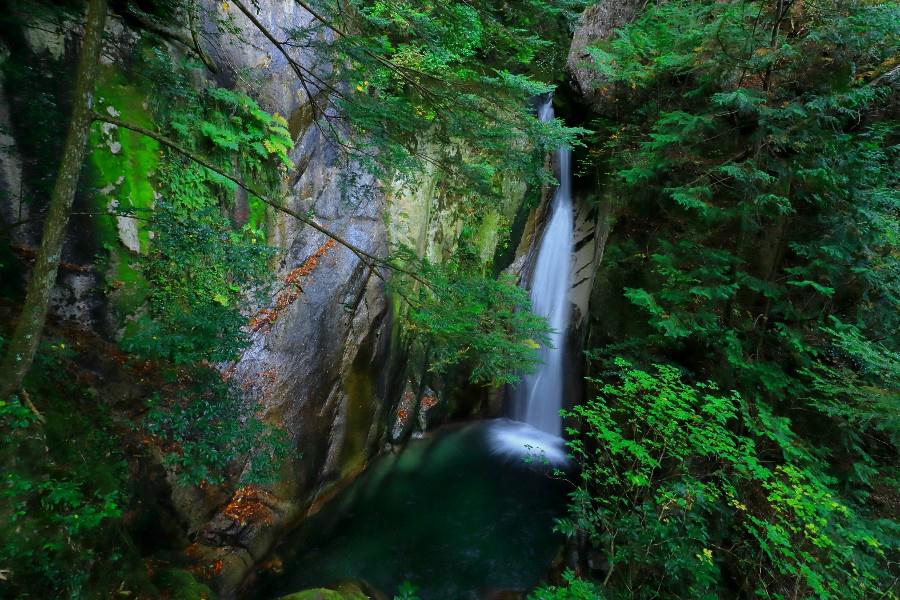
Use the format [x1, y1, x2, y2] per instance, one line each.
[0, 14, 109, 333]
[566, 0, 643, 111]
[195, 4, 530, 576]
[200, 0, 392, 496]
[559, 0, 645, 414]
[564, 0, 644, 319]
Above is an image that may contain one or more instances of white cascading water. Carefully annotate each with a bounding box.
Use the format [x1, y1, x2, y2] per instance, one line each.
[514, 98, 574, 437]
[489, 97, 573, 466]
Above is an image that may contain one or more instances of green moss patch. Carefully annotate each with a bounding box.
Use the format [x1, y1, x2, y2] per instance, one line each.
[338, 356, 378, 478]
[279, 585, 367, 600]
[88, 66, 160, 321]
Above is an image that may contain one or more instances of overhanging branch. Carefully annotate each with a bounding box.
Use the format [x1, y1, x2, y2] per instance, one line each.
[92, 113, 430, 286]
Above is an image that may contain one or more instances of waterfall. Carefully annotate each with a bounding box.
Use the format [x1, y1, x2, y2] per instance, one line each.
[513, 97, 574, 437]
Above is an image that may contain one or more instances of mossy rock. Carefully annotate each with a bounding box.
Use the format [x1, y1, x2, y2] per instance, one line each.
[89, 65, 158, 322]
[153, 568, 218, 600]
[279, 584, 368, 600]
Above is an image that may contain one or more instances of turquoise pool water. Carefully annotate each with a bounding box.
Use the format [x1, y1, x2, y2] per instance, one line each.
[252, 419, 570, 599]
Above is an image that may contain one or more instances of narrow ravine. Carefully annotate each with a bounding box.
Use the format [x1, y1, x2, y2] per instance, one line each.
[2, 1, 895, 597]
[248, 98, 578, 600]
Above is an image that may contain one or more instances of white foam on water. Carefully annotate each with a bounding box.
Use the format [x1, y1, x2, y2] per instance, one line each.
[486, 419, 570, 467]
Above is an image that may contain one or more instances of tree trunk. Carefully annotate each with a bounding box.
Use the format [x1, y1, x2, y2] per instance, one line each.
[0, 0, 108, 399]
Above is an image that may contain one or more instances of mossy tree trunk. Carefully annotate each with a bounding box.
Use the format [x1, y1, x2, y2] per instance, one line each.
[0, 0, 108, 399]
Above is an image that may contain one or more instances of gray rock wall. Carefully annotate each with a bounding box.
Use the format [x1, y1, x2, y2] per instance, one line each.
[177, 1, 532, 591]
[0, 14, 109, 333]
[566, 0, 643, 111]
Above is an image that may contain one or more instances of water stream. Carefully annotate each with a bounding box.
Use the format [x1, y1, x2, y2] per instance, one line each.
[512, 98, 574, 437]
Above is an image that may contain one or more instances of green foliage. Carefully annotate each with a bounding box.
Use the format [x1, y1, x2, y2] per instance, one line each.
[102, 48, 292, 485]
[0, 339, 219, 599]
[560, 360, 899, 599]
[529, 570, 603, 599]
[392, 248, 551, 386]
[584, 0, 900, 407]
[124, 200, 272, 364]
[393, 581, 422, 600]
[283, 0, 587, 198]
[0, 340, 131, 598]
[575, 3, 900, 595]
[149, 568, 217, 600]
[144, 368, 289, 486]
[115, 50, 282, 364]
[1, 399, 122, 597]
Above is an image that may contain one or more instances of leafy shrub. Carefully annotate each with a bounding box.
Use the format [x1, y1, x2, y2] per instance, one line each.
[111, 51, 290, 487]
[144, 369, 289, 486]
[570, 0, 900, 596]
[530, 570, 604, 599]
[0, 342, 130, 598]
[392, 248, 552, 386]
[559, 359, 898, 599]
